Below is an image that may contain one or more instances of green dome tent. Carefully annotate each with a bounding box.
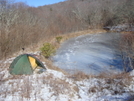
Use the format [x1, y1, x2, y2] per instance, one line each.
[9, 54, 46, 75]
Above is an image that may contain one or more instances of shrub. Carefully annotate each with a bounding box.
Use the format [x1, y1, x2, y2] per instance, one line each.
[40, 43, 55, 58]
[56, 36, 63, 43]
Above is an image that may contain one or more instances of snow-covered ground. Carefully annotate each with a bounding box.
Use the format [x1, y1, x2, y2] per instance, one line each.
[0, 52, 134, 101]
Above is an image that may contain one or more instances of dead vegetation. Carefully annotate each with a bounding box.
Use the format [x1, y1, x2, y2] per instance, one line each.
[68, 71, 91, 81]
[0, 70, 79, 100]
[0, 0, 134, 59]
[0, 55, 134, 100]
[88, 74, 134, 96]
[42, 73, 77, 96]
[0, 0, 134, 100]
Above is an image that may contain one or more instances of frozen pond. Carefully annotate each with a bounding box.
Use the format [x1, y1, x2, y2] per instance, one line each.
[52, 33, 133, 75]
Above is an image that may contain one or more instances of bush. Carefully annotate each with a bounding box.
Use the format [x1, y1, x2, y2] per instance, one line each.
[40, 43, 56, 58]
[56, 36, 63, 43]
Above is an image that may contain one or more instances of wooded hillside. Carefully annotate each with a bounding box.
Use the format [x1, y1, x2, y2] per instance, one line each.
[0, 0, 134, 59]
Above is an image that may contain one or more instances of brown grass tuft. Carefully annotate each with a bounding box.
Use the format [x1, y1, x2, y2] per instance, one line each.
[68, 71, 93, 81]
[96, 72, 131, 80]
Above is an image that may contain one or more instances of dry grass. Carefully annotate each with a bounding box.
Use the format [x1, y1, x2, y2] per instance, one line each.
[35, 29, 104, 75]
[1, 28, 134, 100]
[0, 72, 79, 100]
[40, 55, 68, 75]
[7, 29, 106, 60]
[49, 29, 106, 49]
[60, 29, 106, 40]
[0, 75, 32, 99]
[40, 73, 79, 97]
[96, 72, 129, 79]
[68, 71, 91, 81]
[88, 72, 134, 94]
[0, 28, 106, 66]
[87, 74, 134, 100]
[88, 77, 132, 95]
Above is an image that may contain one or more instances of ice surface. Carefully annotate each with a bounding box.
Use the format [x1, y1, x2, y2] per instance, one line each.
[52, 33, 133, 75]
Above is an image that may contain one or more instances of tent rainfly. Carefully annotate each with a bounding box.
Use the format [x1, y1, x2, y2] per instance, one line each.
[9, 54, 46, 75]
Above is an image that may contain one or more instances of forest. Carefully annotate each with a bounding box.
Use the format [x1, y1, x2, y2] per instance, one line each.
[0, 0, 134, 59]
